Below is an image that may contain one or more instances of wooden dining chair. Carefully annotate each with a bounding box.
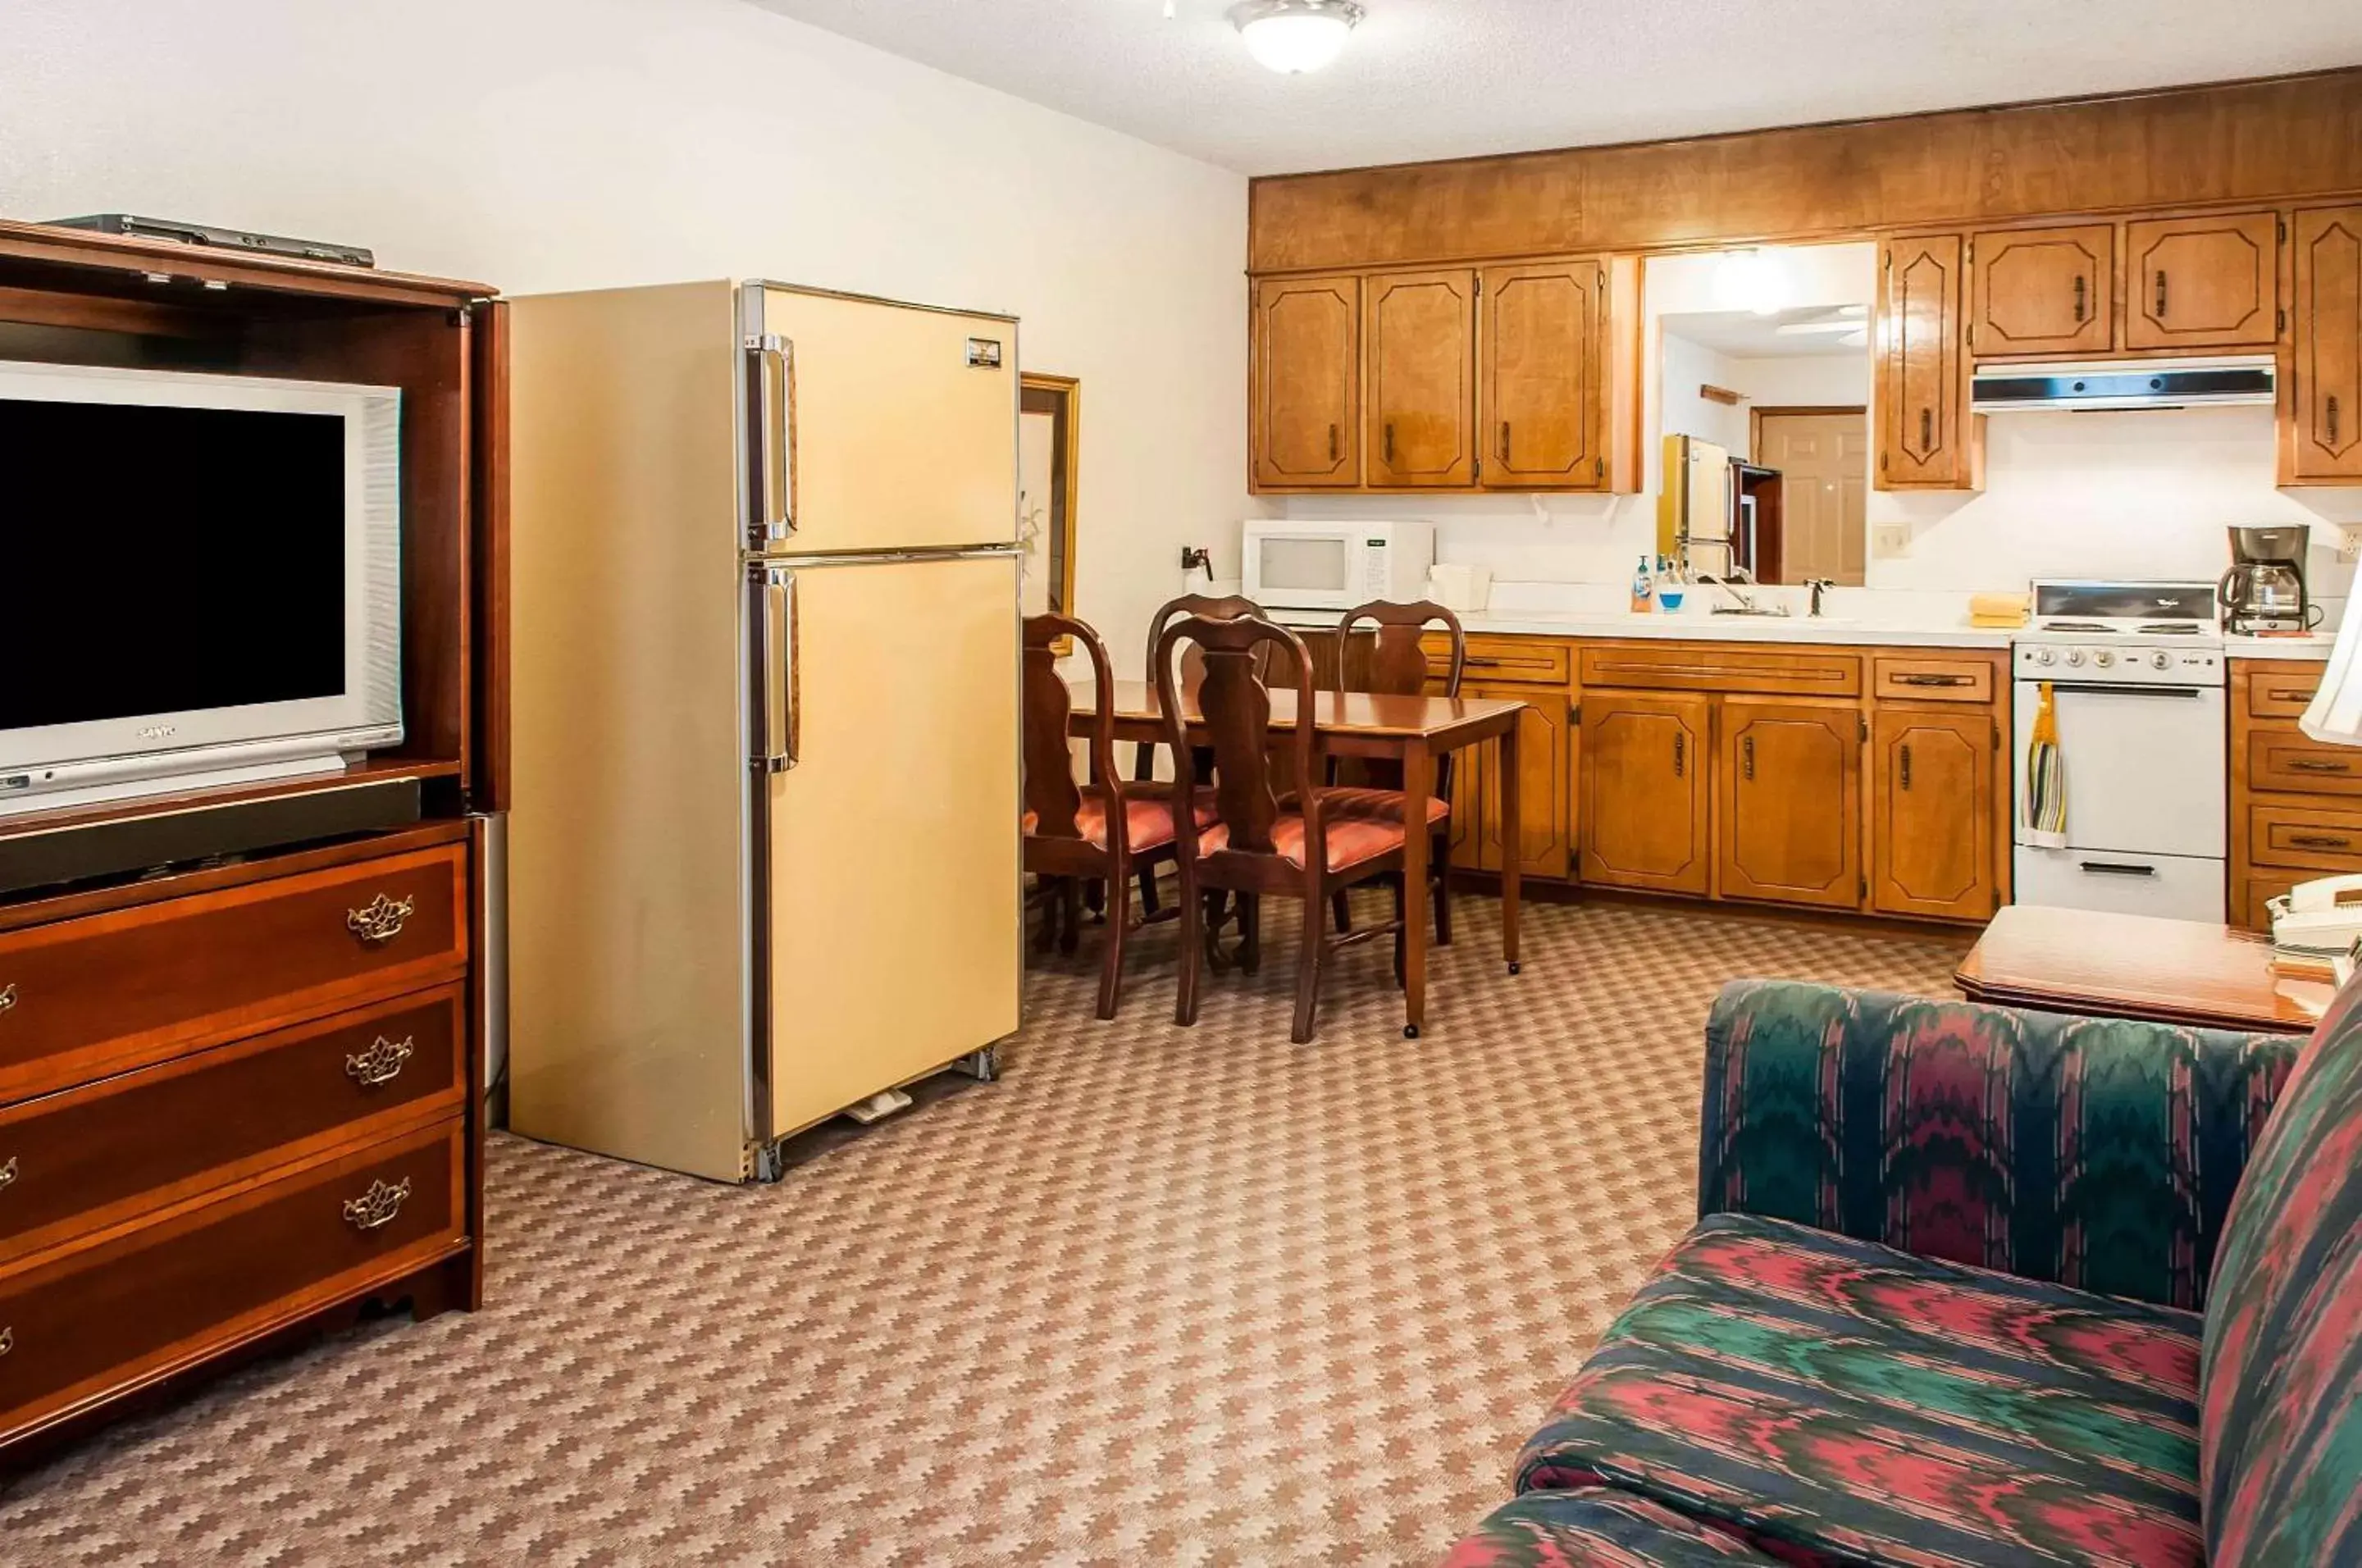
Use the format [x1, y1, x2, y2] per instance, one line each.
[1024, 613, 1215, 1019]
[1156, 613, 1413, 1043]
[1129, 593, 1276, 926]
[1328, 599, 1466, 948]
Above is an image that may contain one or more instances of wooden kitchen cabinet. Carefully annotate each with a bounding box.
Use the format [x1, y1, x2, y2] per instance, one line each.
[1364, 269, 1476, 487]
[1471, 686, 1572, 881]
[2289, 205, 2362, 484]
[1252, 274, 1361, 487]
[1969, 222, 2113, 358]
[2123, 211, 2281, 352]
[1869, 707, 1999, 920]
[1717, 700, 1862, 909]
[1480, 259, 1605, 488]
[1579, 691, 1711, 896]
[1876, 234, 1981, 491]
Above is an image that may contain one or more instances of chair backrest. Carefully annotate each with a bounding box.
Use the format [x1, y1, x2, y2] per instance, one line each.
[1336, 599, 1465, 795]
[1145, 593, 1297, 689]
[2198, 982, 2362, 1568]
[1337, 598, 1465, 700]
[1022, 613, 1116, 846]
[1153, 613, 1318, 867]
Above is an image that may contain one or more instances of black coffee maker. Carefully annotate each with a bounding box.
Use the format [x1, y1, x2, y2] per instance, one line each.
[2219, 526, 2319, 634]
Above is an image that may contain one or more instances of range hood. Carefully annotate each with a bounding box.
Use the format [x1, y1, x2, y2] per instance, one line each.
[1970, 356, 2275, 413]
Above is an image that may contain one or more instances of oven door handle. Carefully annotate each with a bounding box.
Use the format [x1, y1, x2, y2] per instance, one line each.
[2077, 859, 2159, 877]
[2046, 682, 2205, 699]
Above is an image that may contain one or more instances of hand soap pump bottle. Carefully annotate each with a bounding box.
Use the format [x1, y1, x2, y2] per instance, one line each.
[1630, 554, 1655, 613]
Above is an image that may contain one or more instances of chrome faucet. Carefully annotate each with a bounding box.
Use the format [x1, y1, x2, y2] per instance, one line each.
[1697, 567, 1759, 613]
[1807, 578, 1836, 618]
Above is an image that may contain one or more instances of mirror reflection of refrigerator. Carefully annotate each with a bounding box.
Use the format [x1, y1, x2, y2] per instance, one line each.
[504, 280, 1022, 1182]
[1659, 434, 1731, 570]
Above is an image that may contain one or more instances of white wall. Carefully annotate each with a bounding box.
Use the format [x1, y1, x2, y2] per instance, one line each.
[0, 0, 1250, 656]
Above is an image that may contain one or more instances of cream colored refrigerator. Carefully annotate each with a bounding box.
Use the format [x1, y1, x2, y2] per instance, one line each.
[505, 280, 1022, 1181]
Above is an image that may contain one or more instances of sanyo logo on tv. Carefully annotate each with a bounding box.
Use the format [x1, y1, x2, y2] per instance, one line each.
[135, 722, 178, 741]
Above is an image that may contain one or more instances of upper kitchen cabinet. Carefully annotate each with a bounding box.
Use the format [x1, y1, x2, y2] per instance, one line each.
[1479, 259, 1639, 491]
[2124, 212, 2282, 352]
[1364, 269, 1477, 488]
[1252, 274, 1361, 488]
[1876, 234, 1981, 491]
[1968, 223, 2113, 358]
[2289, 205, 2362, 485]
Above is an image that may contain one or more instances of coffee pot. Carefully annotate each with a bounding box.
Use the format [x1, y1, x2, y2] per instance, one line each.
[2219, 526, 2319, 635]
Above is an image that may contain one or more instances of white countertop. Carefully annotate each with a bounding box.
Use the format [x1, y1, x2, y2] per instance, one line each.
[1278, 606, 2014, 650]
[2224, 631, 2337, 662]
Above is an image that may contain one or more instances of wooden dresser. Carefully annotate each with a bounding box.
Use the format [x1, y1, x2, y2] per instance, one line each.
[2230, 655, 2362, 929]
[0, 220, 504, 1463]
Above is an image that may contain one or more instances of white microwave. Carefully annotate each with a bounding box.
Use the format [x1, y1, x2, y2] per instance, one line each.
[1241, 520, 1436, 613]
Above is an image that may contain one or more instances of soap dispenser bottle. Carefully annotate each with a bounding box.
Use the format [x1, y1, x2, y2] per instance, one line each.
[1630, 554, 1655, 613]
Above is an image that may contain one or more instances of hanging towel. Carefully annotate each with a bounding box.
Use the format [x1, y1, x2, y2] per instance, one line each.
[2022, 681, 2068, 847]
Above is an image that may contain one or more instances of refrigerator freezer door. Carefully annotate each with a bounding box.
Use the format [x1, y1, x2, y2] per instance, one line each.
[760, 551, 1020, 1139]
[753, 285, 1019, 554]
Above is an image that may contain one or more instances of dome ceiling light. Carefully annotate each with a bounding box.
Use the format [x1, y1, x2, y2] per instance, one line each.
[1229, 0, 1366, 75]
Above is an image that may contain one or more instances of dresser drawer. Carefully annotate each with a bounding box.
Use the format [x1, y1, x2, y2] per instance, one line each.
[0, 987, 464, 1268]
[1442, 636, 1572, 688]
[2248, 803, 2362, 874]
[1580, 641, 1862, 698]
[2249, 727, 2362, 797]
[2237, 874, 2297, 933]
[1872, 654, 1995, 704]
[0, 1121, 463, 1437]
[0, 845, 466, 1103]
[2245, 665, 2326, 720]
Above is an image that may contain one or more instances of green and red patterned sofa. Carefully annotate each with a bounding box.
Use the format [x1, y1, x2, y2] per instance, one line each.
[1442, 977, 2362, 1567]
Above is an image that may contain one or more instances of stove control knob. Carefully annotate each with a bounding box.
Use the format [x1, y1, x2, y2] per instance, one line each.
[2032, 648, 2055, 666]
[2064, 649, 2086, 667]
[2094, 650, 2115, 668]
[2152, 651, 2172, 670]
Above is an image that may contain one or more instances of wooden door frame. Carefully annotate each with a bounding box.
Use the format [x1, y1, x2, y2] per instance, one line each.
[1020, 372, 1082, 648]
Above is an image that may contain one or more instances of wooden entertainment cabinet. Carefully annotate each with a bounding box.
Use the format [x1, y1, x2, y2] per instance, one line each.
[0, 220, 504, 1462]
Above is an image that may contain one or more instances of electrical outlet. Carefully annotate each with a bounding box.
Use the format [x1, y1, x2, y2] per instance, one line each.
[2338, 526, 2362, 563]
[1872, 523, 1910, 558]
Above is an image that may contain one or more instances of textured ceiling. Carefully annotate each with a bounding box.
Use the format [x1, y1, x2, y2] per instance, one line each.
[1666, 308, 1871, 360]
[748, 0, 2362, 176]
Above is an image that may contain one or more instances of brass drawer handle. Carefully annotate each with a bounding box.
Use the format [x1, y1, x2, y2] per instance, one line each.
[2289, 833, 2355, 850]
[2266, 689, 2317, 704]
[346, 893, 416, 944]
[0, 1155, 16, 1192]
[2287, 758, 2353, 774]
[345, 1035, 416, 1088]
[1894, 672, 1973, 687]
[342, 1177, 413, 1232]
[0, 982, 15, 1015]
[0, 1326, 12, 1357]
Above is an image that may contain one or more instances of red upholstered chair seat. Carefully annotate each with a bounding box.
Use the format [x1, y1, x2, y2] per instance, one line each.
[1200, 811, 1406, 873]
[1027, 788, 1218, 853]
[1317, 786, 1451, 826]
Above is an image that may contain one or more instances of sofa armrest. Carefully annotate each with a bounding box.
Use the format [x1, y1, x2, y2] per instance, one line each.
[1695, 979, 2300, 1310]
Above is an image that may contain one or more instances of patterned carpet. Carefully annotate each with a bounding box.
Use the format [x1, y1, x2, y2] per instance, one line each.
[1, 895, 1969, 1567]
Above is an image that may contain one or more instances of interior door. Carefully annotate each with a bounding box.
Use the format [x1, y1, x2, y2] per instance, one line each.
[1480, 260, 1603, 488]
[2290, 206, 2362, 482]
[756, 285, 1018, 553]
[1753, 413, 1867, 585]
[1253, 275, 1361, 487]
[1876, 235, 1977, 490]
[1717, 699, 1862, 909]
[2123, 212, 2281, 351]
[764, 552, 1019, 1138]
[1579, 692, 1711, 895]
[1870, 707, 1995, 920]
[1968, 223, 2114, 357]
[1365, 269, 1476, 488]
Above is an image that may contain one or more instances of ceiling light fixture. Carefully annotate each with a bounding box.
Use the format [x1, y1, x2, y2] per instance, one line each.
[1229, 0, 1365, 75]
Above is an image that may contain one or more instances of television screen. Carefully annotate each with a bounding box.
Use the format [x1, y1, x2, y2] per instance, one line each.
[0, 399, 349, 732]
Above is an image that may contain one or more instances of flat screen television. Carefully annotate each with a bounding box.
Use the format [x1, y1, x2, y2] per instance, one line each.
[0, 360, 403, 815]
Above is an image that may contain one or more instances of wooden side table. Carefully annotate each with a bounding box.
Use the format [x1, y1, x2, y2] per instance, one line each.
[1955, 905, 2328, 1035]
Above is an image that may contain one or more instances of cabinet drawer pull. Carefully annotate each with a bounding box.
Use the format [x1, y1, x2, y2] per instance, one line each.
[1742, 734, 1756, 782]
[2287, 758, 2353, 775]
[2155, 269, 2168, 318]
[0, 982, 14, 1015]
[346, 893, 417, 944]
[1327, 423, 1339, 463]
[1900, 744, 1914, 791]
[1499, 420, 1512, 463]
[1919, 407, 1933, 452]
[1673, 732, 1686, 778]
[2289, 833, 2355, 850]
[341, 1176, 413, 1232]
[2267, 688, 2317, 704]
[2072, 273, 2086, 324]
[1894, 672, 1973, 687]
[0, 1326, 12, 1357]
[1383, 422, 1396, 466]
[0, 1155, 16, 1192]
[2332, 395, 2342, 447]
[344, 1034, 417, 1088]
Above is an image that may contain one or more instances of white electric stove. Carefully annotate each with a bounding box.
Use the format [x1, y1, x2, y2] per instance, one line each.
[2011, 581, 2227, 921]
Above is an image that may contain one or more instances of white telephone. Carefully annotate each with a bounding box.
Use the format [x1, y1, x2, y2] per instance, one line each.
[2269, 874, 2362, 958]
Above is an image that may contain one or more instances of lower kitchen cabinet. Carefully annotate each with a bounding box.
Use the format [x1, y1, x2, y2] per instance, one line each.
[1869, 707, 2000, 920]
[1579, 692, 1712, 896]
[1471, 686, 1573, 881]
[1717, 699, 1862, 909]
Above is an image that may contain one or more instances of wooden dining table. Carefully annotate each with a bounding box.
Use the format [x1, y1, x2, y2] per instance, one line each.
[1066, 678, 1529, 1035]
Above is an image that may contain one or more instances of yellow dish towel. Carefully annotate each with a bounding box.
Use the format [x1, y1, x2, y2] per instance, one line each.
[2022, 681, 2067, 847]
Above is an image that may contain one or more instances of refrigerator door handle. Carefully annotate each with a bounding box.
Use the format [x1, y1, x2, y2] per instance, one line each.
[745, 334, 794, 543]
[754, 566, 798, 772]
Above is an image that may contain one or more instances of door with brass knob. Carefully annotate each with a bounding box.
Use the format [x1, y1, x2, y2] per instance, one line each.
[1364, 268, 1475, 488]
